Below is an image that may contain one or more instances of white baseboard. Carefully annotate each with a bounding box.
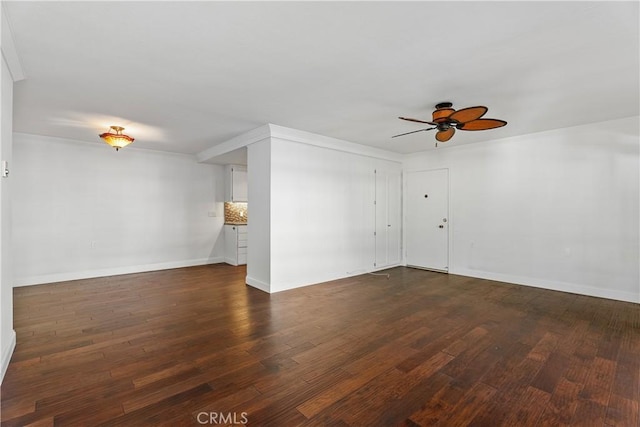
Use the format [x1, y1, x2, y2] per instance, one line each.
[14, 257, 224, 287]
[245, 276, 270, 293]
[1, 329, 16, 384]
[372, 263, 402, 272]
[452, 268, 639, 304]
[267, 265, 400, 294]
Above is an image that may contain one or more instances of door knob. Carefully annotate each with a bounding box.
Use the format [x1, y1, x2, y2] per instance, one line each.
[438, 225, 444, 229]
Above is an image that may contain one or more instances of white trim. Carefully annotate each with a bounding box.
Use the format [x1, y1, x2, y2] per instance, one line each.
[269, 124, 403, 163]
[407, 265, 448, 274]
[14, 257, 224, 287]
[1, 6, 26, 81]
[196, 124, 271, 163]
[245, 276, 270, 293]
[452, 268, 639, 304]
[196, 123, 403, 164]
[14, 132, 199, 159]
[1, 329, 16, 384]
[371, 263, 402, 273]
[269, 268, 384, 294]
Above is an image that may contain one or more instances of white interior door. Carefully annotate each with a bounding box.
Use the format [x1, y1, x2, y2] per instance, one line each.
[375, 169, 401, 268]
[387, 171, 401, 266]
[405, 169, 449, 271]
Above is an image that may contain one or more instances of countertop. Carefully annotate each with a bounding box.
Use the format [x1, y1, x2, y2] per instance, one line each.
[225, 222, 247, 226]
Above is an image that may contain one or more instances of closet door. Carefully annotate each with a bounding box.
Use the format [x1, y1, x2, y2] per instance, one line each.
[375, 169, 401, 268]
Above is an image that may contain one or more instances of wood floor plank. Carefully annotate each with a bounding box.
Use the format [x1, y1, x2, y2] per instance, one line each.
[571, 398, 607, 426]
[0, 395, 36, 421]
[605, 394, 640, 427]
[23, 417, 54, 427]
[439, 381, 498, 426]
[122, 372, 211, 414]
[531, 351, 571, 394]
[466, 356, 546, 426]
[295, 325, 430, 418]
[537, 377, 582, 427]
[101, 383, 214, 427]
[405, 373, 457, 425]
[191, 385, 260, 418]
[580, 356, 616, 406]
[374, 371, 452, 427]
[1, 264, 638, 426]
[339, 351, 455, 426]
[501, 385, 551, 426]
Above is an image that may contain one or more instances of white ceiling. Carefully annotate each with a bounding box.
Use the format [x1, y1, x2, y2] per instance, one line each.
[4, 1, 639, 156]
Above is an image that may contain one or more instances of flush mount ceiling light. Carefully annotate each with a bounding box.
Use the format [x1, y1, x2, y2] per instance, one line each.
[99, 125, 134, 151]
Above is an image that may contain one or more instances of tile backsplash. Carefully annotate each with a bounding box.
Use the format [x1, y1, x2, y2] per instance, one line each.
[224, 202, 248, 224]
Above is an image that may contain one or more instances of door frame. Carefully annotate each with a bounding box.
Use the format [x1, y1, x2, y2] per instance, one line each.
[402, 167, 451, 273]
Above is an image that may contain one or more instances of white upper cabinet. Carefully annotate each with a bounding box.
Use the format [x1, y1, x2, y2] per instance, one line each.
[226, 165, 248, 202]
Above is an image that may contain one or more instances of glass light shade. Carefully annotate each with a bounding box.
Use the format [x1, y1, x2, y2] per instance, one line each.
[100, 126, 134, 151]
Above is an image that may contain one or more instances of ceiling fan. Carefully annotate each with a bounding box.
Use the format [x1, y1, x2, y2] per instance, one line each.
[393, 102, 507, 144]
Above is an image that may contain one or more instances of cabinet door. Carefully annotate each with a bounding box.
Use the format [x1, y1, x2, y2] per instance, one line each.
[224, 225, 239, 265]
[237, 247, 248, 265]
[231, 167, 248, 202]
[236, 225, 247, 265]
[237, 225, 248, 248]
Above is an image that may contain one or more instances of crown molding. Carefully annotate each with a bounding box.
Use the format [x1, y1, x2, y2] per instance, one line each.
[197, 123, 403, 164]
[196, 124, 271, 163]
[268, 124, 403, 163]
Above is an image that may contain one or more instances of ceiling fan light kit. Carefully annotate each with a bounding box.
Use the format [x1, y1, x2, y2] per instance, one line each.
[394, 102, 507, 145]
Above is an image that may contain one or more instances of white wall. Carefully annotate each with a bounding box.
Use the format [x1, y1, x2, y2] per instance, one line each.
[12, 133, 226, 285]
[246, 138, 271, 292]
[1, 53, 16, 382]
[269, 137, 401, 292]
[403, 116, 640, 303]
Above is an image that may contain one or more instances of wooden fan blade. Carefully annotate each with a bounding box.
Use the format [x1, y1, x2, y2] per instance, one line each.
[436, 127, 455, 142]
[399, 117, 437, 125]
[458, 118, 507, 131]
[391, 127, 435, 138]
[449, 106, 488, 124]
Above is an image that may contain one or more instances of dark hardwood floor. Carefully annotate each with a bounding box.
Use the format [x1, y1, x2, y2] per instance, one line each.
[1, 265, 638, 426]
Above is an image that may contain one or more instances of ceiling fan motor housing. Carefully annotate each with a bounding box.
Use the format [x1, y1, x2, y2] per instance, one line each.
[435, 102, 453, 109]
[432, 102, 455, 123]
